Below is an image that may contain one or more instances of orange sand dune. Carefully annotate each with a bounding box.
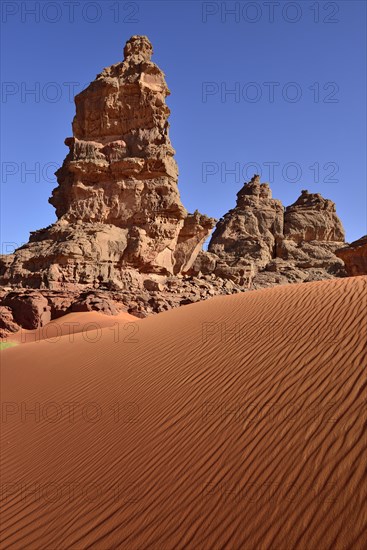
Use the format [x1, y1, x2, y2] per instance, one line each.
[1, 277, 366, 549]
[3, 310, 138, 345]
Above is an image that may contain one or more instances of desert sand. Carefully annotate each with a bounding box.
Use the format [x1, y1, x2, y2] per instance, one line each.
[2, 310, 138, 345]
[1, 277, 366, 549]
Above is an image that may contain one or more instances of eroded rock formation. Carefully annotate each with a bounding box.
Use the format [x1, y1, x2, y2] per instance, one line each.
[336, 236, 367, 275]
[0, 35, 215, 292]
[0, 36, 357, 335]
[190, 176, 346, 285]
[1, 292, 51, 330]
[208, 175, 284, 269]
[275, 189, 346, 275]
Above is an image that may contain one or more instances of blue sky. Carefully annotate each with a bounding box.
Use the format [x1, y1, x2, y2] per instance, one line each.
[1, 0, 366, 253]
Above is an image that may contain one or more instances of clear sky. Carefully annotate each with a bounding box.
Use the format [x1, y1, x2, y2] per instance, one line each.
[1, 0, 366, 253]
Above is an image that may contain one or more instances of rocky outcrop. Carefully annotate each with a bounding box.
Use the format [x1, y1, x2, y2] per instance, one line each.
[173, 211, 216, 274]
[190, 177, 346, 286]
[336, 236, 367, 275]
[0, 306, 20, 338]
[1, 292, 51, 330]
[275, 189, 346, 275]
[70, 292, 119, 315]
[0, 36, 215, 291]
[283, 189, 345, 243]
[209, 175, 284, 268]
[0, 36, 355, 336]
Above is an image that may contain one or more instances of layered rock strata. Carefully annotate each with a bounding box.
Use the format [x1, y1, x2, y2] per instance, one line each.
[0, 35, 215, 292]
[189, 176, 346, 285]
[0, 37, 357, 334]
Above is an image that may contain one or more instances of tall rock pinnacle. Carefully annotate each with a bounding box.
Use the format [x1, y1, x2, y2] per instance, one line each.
[123, 35, 153, 63]
[1, 36, 216, 290]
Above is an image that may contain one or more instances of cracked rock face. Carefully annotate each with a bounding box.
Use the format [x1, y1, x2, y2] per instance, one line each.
[196, 176, 346, 284]
[208, 175, 284, 269]
[283, 189, 345, 244]
[0, 36, 215, 289]
[0, 37, 357, 334]
[275, 189, 346, 267]
[336, 236, 367, 275]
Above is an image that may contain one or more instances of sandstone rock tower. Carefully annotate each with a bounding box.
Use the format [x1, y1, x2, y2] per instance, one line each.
[0, 36, 215, 290]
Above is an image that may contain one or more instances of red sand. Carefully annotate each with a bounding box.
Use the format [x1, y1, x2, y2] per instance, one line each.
[1, 277, 366, 548]
[3, 310, 138, 345]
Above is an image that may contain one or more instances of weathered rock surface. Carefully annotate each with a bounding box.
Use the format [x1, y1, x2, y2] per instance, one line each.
[275, 189, 346, 276]
[0, 35, 215, 292]
[209, 175, 284, 268]
[336, 235, 367, 275]
[0, 36, 356, 336]
[283, 189, 345, 243]
[1, 292, 51, 330]
[0, 306, 20, 338]
[192, 177, 346, 286]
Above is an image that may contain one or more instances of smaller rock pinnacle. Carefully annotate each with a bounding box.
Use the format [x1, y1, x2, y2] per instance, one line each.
[123, 35, 153, 63]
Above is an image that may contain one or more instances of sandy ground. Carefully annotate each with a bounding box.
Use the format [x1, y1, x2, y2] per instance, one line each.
[2, 310, 138, 345]
[1, 276, 366, 549]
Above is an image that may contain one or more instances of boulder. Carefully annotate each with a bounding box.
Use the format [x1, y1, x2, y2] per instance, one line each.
[0, 306, 20, 337]
[70, 293, 119, 315]
[143, 279, 164, 292]
[2, 292, 51, 330]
